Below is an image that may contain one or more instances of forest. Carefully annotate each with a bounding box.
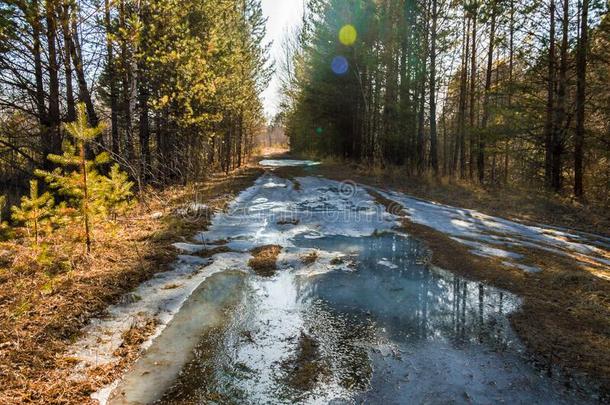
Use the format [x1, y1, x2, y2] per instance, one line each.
[280, 0, 609, 202]
[0, 0, 269, 200]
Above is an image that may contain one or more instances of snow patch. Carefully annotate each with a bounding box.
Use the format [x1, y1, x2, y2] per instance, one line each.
[378, 259, 399, 269]
[379, 189, 610, 274]
[68, 252, 251, 396]
[259, 159, 321, 167]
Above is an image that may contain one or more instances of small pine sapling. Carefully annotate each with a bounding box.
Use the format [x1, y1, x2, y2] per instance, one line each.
[11, 180, 54, 245]
[36, 104, 108, 253]
[0, 195, 11, 239]
[99, 164, 135, 220]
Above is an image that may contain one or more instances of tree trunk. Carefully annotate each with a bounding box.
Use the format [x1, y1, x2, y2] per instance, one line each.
[468, 5, 477, 181]
[60, 3, 76, 121]
[119, 0, 135, 162]
[544, 0, 556, 187]
[479, 2, 496, 183]
[552, 0, 569, 192]
[138, 2, 151, 182]
[68, 4, 99, 128]
[574, 0, 588, 197]
[416, 0, 429, 173]
[504, 0, 515, 185]
[457, 16, 470, 179]
[30, 0, 48, 144]
[428, 0, 439, 175]
[104, 0, 120, 156]
[45, 0, 62, 165]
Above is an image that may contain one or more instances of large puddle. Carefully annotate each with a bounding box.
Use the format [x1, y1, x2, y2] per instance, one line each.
[103, 165, 594, 404]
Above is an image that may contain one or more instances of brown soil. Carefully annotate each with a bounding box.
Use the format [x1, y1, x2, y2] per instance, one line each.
[277, 218, 300, 226]
[248, 245, 282, 277]
[194, 245, 234, 258]
[0, 165, 263, 404]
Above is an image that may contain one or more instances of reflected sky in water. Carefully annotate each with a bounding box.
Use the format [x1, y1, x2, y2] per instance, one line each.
[160, 232, 589, 404]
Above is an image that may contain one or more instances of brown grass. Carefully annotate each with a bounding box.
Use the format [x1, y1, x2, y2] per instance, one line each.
[0, 165, 263, 404]
[194, 245, 234, 258]
[300, 251, 319, 265]
[248, 245, 282, 277]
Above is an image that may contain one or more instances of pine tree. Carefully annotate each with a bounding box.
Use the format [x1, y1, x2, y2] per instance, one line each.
[11, 180, 54, 245]
[36, 104, 110, 253]
[0, 195, 11, 240]
[98, 164, 135, 220]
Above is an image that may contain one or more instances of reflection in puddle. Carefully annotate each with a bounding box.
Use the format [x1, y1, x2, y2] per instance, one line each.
[158, 233, 588, 404]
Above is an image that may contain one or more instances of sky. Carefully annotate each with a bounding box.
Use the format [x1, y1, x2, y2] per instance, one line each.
[261, 0, 305, 120]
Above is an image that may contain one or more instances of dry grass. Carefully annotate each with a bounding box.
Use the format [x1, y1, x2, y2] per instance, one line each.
[248, 245, 282, 277]
[0, 165, 263, 404]
[194, 245, 234, 258]
[300, 251, 319, 265]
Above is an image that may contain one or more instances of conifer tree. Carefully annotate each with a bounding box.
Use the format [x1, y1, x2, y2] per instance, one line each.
[99, 164, 135, 220]
[11, 180, 54, 245]
[0, 195, 11, 240]
[37, 104, 110, 253]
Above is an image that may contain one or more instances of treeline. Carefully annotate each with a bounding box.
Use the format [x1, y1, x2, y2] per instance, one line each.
[281, 0, 609, 201]
[0, 0, 270, 199]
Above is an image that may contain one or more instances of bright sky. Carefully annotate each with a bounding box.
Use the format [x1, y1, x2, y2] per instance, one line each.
[261, 0, 305, 120]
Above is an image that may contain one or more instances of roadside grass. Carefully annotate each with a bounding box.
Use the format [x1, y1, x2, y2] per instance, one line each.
[300, 251, 319, 265]
[0, 165, 263, 404]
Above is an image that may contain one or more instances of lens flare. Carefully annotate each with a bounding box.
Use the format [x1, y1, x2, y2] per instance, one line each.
[331, 56, 349, 75]
[339, 24, 357, 46]
[316, 127, 323, 135]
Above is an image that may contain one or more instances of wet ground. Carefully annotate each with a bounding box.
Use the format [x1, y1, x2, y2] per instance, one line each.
[100, 160, 599, 404]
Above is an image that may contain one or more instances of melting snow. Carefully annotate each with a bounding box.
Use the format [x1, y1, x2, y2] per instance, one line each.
[378, 258, 399, 269]
[71, 168, 607, 404]
[195, 174, 400, 251]
[259, 159, 321, 167]
[67, 252, 251, 400]
[378, 189, 610, 273]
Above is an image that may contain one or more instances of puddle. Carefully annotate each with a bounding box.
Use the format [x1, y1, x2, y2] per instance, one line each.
[96, 169, 595, 404]
[155, 233, 590, 404]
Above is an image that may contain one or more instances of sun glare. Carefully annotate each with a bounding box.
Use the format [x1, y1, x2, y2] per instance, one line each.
[339, 24, 357, 46]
